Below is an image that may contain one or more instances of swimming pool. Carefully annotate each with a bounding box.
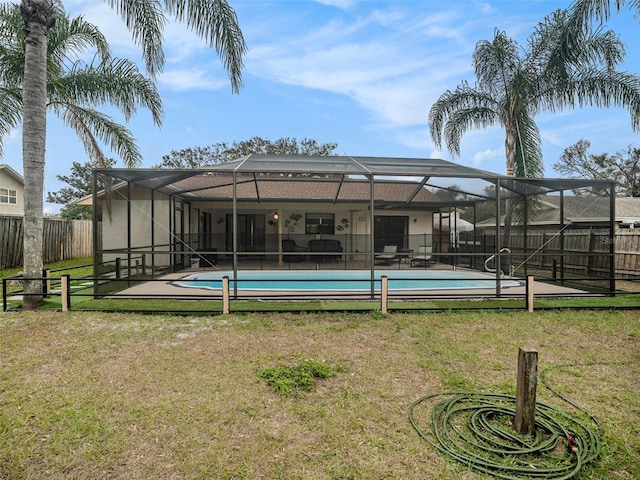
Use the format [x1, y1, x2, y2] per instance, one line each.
[173, 270, 520, 292]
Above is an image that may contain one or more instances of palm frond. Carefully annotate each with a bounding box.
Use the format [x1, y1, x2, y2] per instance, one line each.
[0, 4, 27, 85]
[54, 104, 142, 167]
[566, 70, 640, 130]
[473, 30, 520, 95]
[0, 87, 22, 157]
[443, 107, 502, 157]
[429, 83, 501, 155]
[51, 58, 163, 126]
[104, 0, 166, 77]
[513, 113, 544, 178]
[164, 0, 247, 93]
[47, 11, 111, 68]
[0, 3, 24, 42]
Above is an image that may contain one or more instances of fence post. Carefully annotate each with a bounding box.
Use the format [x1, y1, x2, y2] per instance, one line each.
[2, 278, 7, 312]
[115, 257, 121, 279]
[43, 269, 51, 297]
[61, 274, 71, 312]
[141, 254, 146, 276]
[525, 275, 534, 313]
[381, 275, 388, 314]
[222, 276, 230, 314]
[514, 348, 538, 435]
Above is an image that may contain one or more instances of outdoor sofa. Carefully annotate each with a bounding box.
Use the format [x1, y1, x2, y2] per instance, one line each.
[308, 239, 343, 262]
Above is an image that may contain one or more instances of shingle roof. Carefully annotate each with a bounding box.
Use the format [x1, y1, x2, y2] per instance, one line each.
[476, 195, 639, 227]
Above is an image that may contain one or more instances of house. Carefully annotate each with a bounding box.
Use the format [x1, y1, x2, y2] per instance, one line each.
[0, 164, 23, 216]
[80, 155, 616, 280]
[475, 195, 640, 230]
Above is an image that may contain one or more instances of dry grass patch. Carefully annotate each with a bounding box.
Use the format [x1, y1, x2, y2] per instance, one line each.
[0, 310, 638, 479]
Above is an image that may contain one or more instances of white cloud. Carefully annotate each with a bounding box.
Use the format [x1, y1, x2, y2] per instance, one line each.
[159, 69, 228, 91]
[243, 3, 484, 135]
[472, 148, 503, 166]
[313, 0, 359, 9]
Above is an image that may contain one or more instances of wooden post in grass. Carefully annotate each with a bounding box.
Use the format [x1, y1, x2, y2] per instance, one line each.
[525, 275, 534, 312]
[381, 275, 388, 314]
[222, 276, 230, 314]
[61, 274, 70, 312]
[514, 348, 538, 435]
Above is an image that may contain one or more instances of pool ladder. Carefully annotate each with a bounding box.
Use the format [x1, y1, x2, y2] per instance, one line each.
[485, 248, 515, 277]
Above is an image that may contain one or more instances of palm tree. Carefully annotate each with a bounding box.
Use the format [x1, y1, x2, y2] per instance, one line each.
[4, 3, 162, 308]
[17, 0, 246, 309]
[429, 8, 640, 254]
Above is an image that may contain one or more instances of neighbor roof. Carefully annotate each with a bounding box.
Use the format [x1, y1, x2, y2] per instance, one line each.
[0, 164, 24, 184]
[476, 194, 633, 227]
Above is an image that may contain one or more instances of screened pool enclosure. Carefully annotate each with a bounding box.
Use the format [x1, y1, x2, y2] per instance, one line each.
[88, 154, 617, 299]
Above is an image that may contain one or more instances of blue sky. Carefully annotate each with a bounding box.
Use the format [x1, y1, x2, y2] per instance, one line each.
[2, 0, 640, 213]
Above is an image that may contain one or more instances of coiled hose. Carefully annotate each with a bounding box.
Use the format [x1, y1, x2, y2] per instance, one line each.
[409, 364, 607, 479]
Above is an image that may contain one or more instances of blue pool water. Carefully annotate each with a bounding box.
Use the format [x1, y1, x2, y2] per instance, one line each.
[173, 270, 520, 292]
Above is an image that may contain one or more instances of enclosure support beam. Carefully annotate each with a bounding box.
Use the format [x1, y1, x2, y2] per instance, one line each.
[609, 183, 616, 294]
[127, 181, 132, 286]
[369, 175, 375, 299]
[92, 171, 98, 293]
[232, 172, 238, 299]
[559, 191, 565, 285]
[523, 196, 528, 277]
[151, 188, 155, 277]
[495, 179, 502, 297]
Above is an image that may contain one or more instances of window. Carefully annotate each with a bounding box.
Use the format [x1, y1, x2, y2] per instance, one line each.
[306, 213, 334, 234]
[0, 188, 17, 204]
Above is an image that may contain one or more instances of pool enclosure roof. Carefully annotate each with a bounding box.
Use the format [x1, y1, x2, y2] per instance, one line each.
[94, 154, 614, 208]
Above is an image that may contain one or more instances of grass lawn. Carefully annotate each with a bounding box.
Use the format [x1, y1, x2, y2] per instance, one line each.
[1, 309, 638, 479]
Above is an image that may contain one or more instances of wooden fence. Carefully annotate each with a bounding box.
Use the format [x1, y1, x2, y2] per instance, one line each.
[0, 216, 93, 269]
[460, 229, 640, 280]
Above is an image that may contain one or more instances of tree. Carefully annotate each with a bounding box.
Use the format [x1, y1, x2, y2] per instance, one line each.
[17, 0, 246, 309]
[9, 2, 160, 308]
[429, 8, 640, 252]
[47, 158, 116, 219]
[554, 139, 640, 196]
[156, 136, 339, 169]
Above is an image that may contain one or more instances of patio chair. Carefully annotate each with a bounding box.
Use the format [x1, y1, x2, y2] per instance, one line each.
[375, 245, 398, 265]
[410, 245, 433, 267]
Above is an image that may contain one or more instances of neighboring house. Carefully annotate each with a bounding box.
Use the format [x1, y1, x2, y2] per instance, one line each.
[0, 164, 23, 216]
[476, 195, 640, 230]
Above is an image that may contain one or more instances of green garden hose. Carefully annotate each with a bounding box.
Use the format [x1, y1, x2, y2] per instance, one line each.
[408, 364, 611, 479]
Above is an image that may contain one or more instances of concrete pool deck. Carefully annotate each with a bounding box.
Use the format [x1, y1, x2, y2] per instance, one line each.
[109, 267, 586, 300]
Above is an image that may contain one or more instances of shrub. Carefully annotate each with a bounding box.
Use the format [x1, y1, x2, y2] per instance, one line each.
[257, 359, 336, 398]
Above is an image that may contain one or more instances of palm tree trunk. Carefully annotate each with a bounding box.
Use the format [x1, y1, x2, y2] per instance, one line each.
[502, 123, 517, 275]
[20, 0, 55, 309]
